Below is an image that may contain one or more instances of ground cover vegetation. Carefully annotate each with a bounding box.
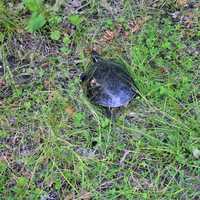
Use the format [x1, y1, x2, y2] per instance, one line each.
[0, 0, 200, 199]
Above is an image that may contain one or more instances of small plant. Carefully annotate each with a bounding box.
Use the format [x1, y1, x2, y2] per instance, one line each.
[63, 35, 71, 45]
[68, 14, 82, 26]
[73, 112, 86, 126]
[26, 13, 46, 33]
[60, 35, 71, 53]
[23, 0, 46, 32]
[48, 15, 62, 27]
[50, 30, 61, 41]
[104, 19, 114, 28]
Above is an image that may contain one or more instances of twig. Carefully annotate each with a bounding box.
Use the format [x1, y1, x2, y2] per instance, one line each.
[119, 150, 131, 166]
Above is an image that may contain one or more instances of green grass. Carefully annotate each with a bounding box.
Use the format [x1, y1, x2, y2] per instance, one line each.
[0, 0, 200, 199]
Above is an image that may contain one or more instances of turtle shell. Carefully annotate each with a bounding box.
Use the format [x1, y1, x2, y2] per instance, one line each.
[82, 53, 137, 108]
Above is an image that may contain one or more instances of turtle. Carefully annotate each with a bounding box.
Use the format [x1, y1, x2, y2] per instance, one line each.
[81, 51, 138, 111]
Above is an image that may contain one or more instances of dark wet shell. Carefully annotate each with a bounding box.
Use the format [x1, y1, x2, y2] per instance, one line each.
[83, 58, 137, 108]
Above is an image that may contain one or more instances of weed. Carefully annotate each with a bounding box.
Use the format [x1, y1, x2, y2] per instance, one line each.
[23, 0, 47, 32]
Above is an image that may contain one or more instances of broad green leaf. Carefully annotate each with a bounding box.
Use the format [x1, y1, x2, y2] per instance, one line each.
[68, 15, 82, 26]
[60, 47, 70, 53]
[50, 30, 61, 41]
[17, 177, 29, 188]
[23, 0, 43, 12]
[26, 13, 46, 32]
[48, 15, 62, 26]
[63, 35, 70, 45]
[73, 112, 85, 126]
[104, 19, 113, 28]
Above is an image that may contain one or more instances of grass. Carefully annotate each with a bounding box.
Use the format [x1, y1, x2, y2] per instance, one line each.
[0, 0, 200, 199]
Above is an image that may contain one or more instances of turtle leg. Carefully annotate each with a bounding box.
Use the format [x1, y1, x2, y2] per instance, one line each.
[105, 107, 112, 118]
[91, 51, 101, 63]
[80, 73, 87, 81]
[123, 101, 129, 108]
[110, 108, 117, 121]
[105, 108, 119, 120]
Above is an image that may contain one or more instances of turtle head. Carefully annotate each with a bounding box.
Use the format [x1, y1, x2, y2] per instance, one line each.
[91, 50, 102, 63]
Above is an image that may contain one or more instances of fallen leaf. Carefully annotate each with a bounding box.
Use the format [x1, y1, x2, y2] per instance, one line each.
[129, 21, 140, 33]
[65, 104, 76, 117]
[129, 16, 150, 33]
[176, 0, 188, 6]
[160, 67, 169, 74]
[99, 30, 116, 43]
[123, 31, 129, 38]
[41, 62, 50, 68]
